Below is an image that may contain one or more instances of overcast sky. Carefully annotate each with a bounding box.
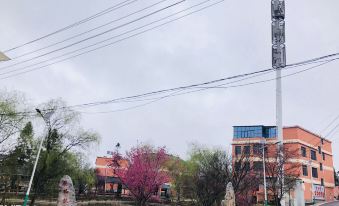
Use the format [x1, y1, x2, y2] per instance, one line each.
[1, 0, 339, 168]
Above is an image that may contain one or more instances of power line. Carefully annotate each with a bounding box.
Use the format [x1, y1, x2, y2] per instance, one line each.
[319, 114, 339, 135]
[0, 53, 338, 116]
[0, 0, 224, 79]
[324, 122, 339, 139]
[0, 0, 186, 71]
[76, 58, 339, 114]
[200, 58, 337, 89]
[0, 65, 275, 116]
[38, 57, 339, 114]
[3, 0, 138, 53]
[11, 0, 172, 60]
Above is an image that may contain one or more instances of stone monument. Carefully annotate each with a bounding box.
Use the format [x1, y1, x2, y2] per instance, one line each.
[221, 182, 235, 206]
[57, 175, 77, 206]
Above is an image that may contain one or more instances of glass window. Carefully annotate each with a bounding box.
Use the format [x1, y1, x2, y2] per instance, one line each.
[301, 146, 306, 157]
[302, 165, 308, 176]
[253, 144, 261, 155]
[244, 162, 250, 171]
[321, 178, 324, 186]
[234, 162, 241, 172]
[318, 146, 321, 154]
[322, 152, 326, 160]
[320, 163, 323, 171]
[235, 146, 241, 155]
[244, 145, 251, 155]
[253, 161, 263, 171]
[311, 150, 317, 160]
[321, 138, 324, 145]
[312, 167, 318, 178]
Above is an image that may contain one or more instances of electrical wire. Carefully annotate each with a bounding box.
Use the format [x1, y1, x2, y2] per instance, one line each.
[0, 53, 338, 116]
[0, 0, 186, 71]
[3, 0, 138, 53]
[319, 114, 339, 135]
[0, 0, 224, 79]
[11, 0, 172, 60]
[68, 57, 339, 114]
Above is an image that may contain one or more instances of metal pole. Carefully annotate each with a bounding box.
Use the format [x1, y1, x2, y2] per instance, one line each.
[277, 61, 286, 206]
[23, 109, 53, 206]
[263, 144, 268, 206]
[22, 132, 45, 206]
[271, 0, 286, 205]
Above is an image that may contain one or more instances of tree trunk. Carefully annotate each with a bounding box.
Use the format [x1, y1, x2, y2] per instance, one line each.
[30, 193, 36, 206]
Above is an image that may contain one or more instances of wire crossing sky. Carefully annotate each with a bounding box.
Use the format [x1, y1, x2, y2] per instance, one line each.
[1, 0, 339, 168]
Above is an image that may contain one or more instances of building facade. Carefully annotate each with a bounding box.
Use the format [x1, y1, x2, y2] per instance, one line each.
[232, 125, 335, 203]
[95, 156, 128, 195]
[95, 156, 171, 198]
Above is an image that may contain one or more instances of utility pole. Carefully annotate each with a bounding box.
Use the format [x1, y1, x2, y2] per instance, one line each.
[271, 0, 286, 205]
[23, 109, 54, 206]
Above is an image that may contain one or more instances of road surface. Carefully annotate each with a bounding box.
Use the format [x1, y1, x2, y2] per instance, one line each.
[322, 201, 339, 206]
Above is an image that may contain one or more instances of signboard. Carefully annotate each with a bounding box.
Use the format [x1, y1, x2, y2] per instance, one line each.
[312, 184, 325, 200]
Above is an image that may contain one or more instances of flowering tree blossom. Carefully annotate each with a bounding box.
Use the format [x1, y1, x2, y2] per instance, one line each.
[112, 145, 170, 206]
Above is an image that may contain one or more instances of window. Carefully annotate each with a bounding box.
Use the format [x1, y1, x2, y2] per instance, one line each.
[234, 162, 241, 172]
[321, 178, 324, 186]
[302, 165, 308, 176]
[244, 145, 251, 155]
[253, 161, 263, 171]
[322, 152, 326, 161]
[318, 146, 322, 154]
[320, 163, 323, 171]
[321, 138, 324, 145]
[233, 126, 263, 138]
[235, 146, 241, 155]
[301, 146, 306, 157]
[253, 144, 261, 155]
[311, 150, 317, 160]
[312, 167, 318, 178]
[244, 162, 250, 171]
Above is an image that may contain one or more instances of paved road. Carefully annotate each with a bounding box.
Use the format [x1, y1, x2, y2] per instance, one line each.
[322, 201, 339, 206]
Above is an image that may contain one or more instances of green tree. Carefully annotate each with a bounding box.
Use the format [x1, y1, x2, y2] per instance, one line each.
[0, 122, 35, 204]
[29, 99, 99, 205]
[0, 90, 26, 153]
[178, 146, 232, 206]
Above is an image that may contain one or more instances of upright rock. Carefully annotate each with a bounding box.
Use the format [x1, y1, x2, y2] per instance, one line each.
[57, 175, 77, 206]
[222, 182, 235, 206]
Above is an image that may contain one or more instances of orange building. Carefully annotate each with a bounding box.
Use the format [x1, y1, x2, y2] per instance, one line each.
[232, 125, 336, 204]
[95, 156, 129, 195]
[95, 156, 172, 198]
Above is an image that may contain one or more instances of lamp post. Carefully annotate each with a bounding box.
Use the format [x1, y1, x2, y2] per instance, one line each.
[23, 109, 54, 206]
[0, 51, 10, 61]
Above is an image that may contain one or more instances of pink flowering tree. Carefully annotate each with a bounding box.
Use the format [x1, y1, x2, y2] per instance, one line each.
[112, 145, 170, 206]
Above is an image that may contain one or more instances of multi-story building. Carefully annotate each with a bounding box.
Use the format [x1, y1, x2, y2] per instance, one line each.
[232, 125, 336, 204]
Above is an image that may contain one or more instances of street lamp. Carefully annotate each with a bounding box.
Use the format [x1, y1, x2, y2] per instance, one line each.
[0, 51, 10, 61]
[23, 109, 54, 206]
